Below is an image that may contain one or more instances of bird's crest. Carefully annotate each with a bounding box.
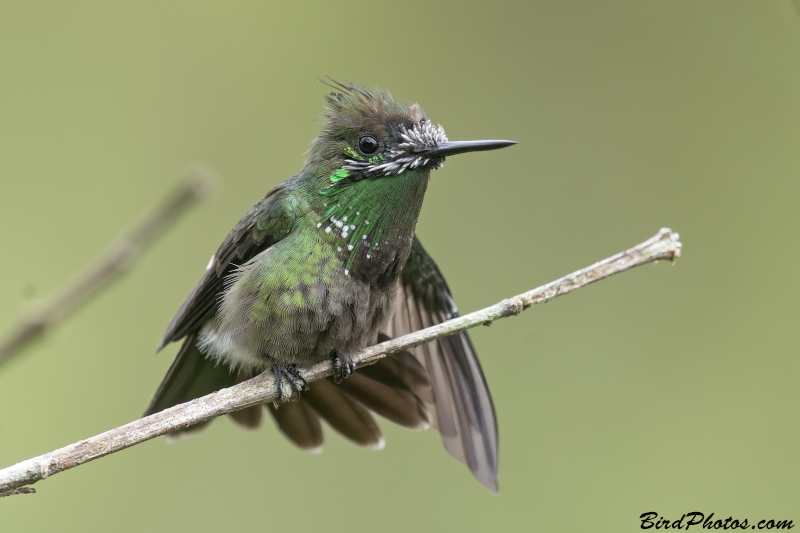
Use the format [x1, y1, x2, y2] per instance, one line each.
[313, 79, 448, 180]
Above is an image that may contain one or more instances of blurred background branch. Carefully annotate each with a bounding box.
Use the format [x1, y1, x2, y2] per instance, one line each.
[0, 167, 217, 367]
[0, 228, 682, 497]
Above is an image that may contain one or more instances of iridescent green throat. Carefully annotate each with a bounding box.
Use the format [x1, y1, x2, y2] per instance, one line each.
[317, 168, 428, 276]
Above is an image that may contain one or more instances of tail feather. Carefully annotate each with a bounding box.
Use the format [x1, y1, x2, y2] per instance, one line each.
[339, 371, 430, 430]
[303, 379, 384, 449]
[267, 400, 323, 451]
[229, 405, 264, 429]
[265, 353, 432, 450]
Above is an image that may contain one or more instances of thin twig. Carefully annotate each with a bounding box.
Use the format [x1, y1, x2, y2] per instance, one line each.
[0, 167, 217, 366]
[0, 228, 682, 496]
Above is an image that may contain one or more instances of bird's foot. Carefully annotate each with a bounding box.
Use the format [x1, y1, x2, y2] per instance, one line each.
[332, 353, 355, 384]
[273, 364, 309, 403]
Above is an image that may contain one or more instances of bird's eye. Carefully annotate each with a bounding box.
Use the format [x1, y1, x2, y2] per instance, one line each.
[358, 135, 379, 155]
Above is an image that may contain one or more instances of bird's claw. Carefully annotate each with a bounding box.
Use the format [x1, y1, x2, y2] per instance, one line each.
[332, 353, 355, 384]
[273, 364, 309, 402]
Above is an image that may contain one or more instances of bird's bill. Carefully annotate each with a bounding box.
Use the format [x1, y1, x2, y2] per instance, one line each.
[423, 139, 517, 158]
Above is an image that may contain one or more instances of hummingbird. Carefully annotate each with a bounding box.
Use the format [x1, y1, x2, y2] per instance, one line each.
[145, 81, 516, 493]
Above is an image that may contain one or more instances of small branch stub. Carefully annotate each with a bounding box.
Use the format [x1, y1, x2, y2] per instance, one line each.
[0, 228, 682, 496]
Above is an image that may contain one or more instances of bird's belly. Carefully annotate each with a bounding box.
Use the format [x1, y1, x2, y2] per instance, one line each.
[198, 233, 396, 372]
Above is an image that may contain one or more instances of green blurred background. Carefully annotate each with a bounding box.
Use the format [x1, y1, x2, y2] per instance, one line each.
[1, 1, 798, 530]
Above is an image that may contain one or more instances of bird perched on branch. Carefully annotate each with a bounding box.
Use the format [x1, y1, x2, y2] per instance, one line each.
[145, 81, 516, 492]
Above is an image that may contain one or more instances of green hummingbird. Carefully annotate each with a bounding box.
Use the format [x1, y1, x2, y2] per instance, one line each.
[145, 81, 516, 493]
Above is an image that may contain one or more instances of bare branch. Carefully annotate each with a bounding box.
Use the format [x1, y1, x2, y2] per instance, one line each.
[0, 167, 217, 366]
[0, 228, 682, 496]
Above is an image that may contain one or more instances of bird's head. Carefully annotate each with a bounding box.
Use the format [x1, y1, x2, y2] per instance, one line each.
[308, 81, 515, 185]
[299, 81, 515, 280]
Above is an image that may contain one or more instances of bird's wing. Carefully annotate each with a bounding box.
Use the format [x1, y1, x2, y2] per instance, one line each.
[158, 182, 297, 349]
[384, 236, 499, 493]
